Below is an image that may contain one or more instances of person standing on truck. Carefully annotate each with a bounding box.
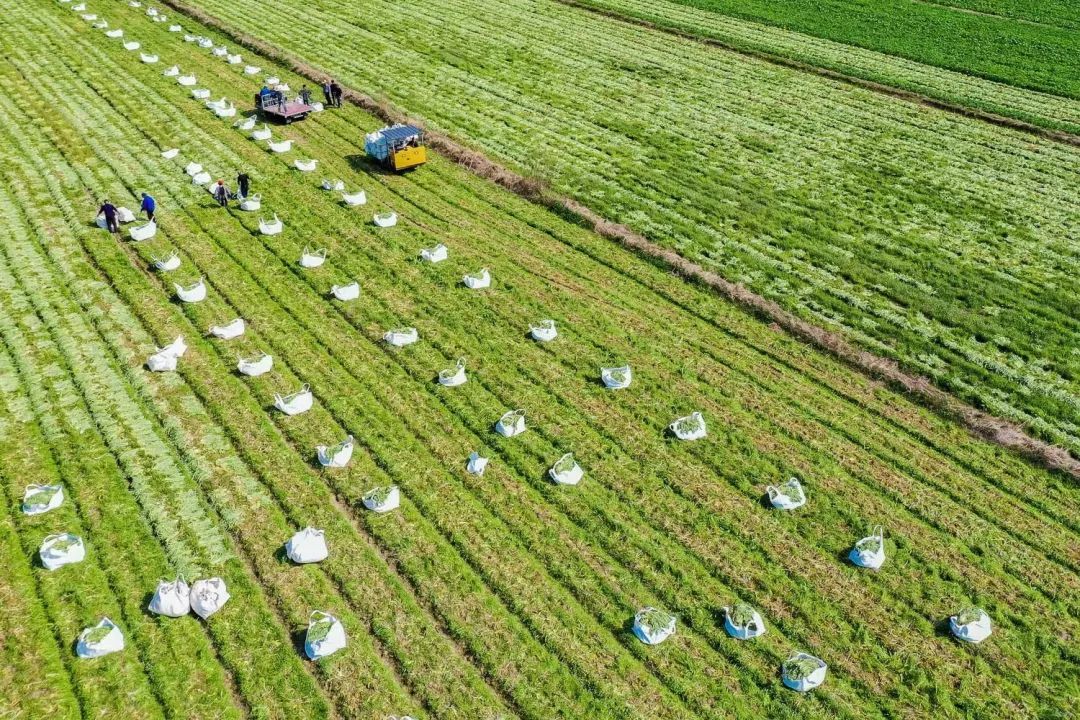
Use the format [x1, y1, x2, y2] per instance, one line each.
[140, 192, 156, 222]
[97, 199, 118, 233]
[299, 85, 312, 106]
[236, 172, 250, 200]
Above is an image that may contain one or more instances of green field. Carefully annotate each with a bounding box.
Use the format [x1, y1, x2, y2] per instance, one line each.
[592, 0, 1080, 97]
[168, 0, 1080, 454]
[2, 0, 1078, 718]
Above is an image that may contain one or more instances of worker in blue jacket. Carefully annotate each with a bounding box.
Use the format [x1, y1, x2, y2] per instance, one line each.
[140, 192, 156, 222]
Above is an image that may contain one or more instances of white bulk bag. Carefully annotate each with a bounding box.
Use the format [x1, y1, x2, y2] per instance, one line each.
[305, 611, 346, 660]
[600, 365, 631, 390]
[214, 103, 236, 119]
[93, 20, 108, 29]
[189, 577, 230, 619]
[197, 37, 213, 48]
[243, 65, 261, 75]
[373, 211, 397, 228]
[39, 533, 86, 570]
[299, 247, 326, 268]
[723, 604, 766, 640]
[285, 527, 327, 564]
[294, 159, 317, 173]
[466, 451, 488, 476]
[782, 652, 827, 692]
[331, 282, 360, 301]
[767, 478, 806, 511]
[420, 243, 447, 263]
[341, 190, 366, 207]
[105, 28, 123, 38]
[362, 486, 400, 513]
[148, 576, 191, 617]
[950, 608, 992, 643]
[71, 3, 86, 10]
[235, 116, 256, 131]
[265, 76, 280, 86]
[495, 409, 526, 438]
[251, 124, 272, 141]
[191, 88, 211, 100]
[462, 268, 490, 290]
[275, 83, 291, 93]
[169, 24, 182, 32]
[669, 411, 706, 441]
[129, 221, 157, 241]
[183, 34, 197, 42]
[161, 147, 179, 159]
[185, 161, 203, 176]
[147, 348, 178, 372]
[146, 7, 158, 16]
[849, 526, 886, 570]
[226, 54, 242, 65]
[123, 41, 141, 51]
[22, 484, 64, 515]
[383, 327, 418, 347]
[274, 384, 313, 415]
[310, 102, 324, 112]
[157, 335, 188, 358]
[81, 13, 97, 21]
[152, 251, 181, 272]
[209, 318, 245, 340]
[77, 618, 124, 658]
[177, 75, 197, 87]
[116, 206, 136, 223]
[237, 353, 273, 377]
[175, 278, 207, 303]
[438, 358, 467, 387]
[258, 215, 282, 235]
[316, 435, 354, 468]
[239, 194, 261, 212]
[163, 65, 180, 77]
[267, 139, 292, 153]
[140, 53, 158, 64]
[129, 0, 142, 6]
[322, 178, 344, 191]
[529, 319, 557, 342]
[632, 607, 675, 645]
[212, 45, 228, 57]
[548, 452, 583, 485]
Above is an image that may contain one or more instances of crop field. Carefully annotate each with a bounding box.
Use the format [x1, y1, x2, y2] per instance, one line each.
[1, 0, 1078, 719]
[168, 0, 1080, 457]
[581, 0, 1080, 98]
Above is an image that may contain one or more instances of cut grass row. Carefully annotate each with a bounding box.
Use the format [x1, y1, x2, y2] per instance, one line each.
[174, 0, 1080, 455]
[31, 4, 1080, 716]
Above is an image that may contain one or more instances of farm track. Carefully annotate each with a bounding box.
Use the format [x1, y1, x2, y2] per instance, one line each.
[174, 0, 1080, 456]
[1, 0, 1078, 718]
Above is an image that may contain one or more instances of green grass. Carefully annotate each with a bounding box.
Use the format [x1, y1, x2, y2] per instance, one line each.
[177, 0, 1080, 456]
[607, 0, 1080, 97]
[0, 0, 1078, 718]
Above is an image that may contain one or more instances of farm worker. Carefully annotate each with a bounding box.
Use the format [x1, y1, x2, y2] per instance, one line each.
[97, 199, 119, 232]
[236, 172, 250, 199]
[330, 80, 343, 108]
[299, 85, 311, 105]
[321, 79, 332, 107]
[140, 192, 156, 221]
[213, 180, 230, 208]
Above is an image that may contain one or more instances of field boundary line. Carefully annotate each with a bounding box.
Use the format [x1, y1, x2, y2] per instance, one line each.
[158, 0, 1080, 479]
